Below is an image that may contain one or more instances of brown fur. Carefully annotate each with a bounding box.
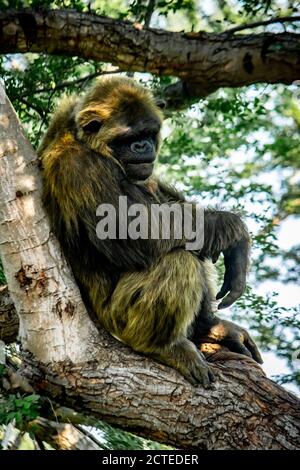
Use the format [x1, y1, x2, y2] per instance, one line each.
[39, 76, 250, 386]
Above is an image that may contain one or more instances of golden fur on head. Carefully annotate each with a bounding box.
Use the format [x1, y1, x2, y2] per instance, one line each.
[37, 95, 78, 159]
[75, 76, 163, 157]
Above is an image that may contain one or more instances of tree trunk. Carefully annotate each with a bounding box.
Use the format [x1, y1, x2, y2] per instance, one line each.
[0, 285, 18, 344]
[0, 84, 299, 450]
[0, 82, 99, 364]
[0, 9, 299, 107]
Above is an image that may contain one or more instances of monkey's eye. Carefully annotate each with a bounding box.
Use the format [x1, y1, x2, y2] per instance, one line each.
[155, 99, 166, 110]
[82, 119, 102, 133]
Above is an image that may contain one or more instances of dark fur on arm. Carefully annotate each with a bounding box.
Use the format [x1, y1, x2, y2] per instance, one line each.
[200, 210, 250, 262]
[156, 181, 250, 259]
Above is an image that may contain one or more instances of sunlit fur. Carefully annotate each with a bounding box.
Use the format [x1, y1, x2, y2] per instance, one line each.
[76, 78, 163, 157]
[39, 76, 248, 385]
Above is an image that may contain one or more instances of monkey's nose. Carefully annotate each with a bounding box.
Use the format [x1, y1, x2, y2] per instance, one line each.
[131, 140, 153, 154]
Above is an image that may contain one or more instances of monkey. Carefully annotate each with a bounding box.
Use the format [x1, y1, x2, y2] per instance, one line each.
[39, 76, 262, 387]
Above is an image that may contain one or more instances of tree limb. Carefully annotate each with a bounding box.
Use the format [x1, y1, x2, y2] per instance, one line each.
[21, 338, 300, 450]
[27, 418, 103, 450]
[224, 15, 300, 34]
[144, 0, 157, 27]
[0, 80, 300, 450]
[0, 9, 299, 109]
[1, 417, 103, 450]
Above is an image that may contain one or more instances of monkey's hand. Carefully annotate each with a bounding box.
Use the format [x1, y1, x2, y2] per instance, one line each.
[216, 238, 248, 309]
[152, 338, 215, 388]
[202, 317, 263, 364]
[201, 211, 249, 308]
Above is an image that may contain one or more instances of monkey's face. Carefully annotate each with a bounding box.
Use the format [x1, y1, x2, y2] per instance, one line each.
[108, 115, 161, 181]
[75, 77, 164, 182]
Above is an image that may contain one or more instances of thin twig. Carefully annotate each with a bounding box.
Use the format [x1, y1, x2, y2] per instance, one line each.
[144, 0, 156, 28]
[76, 424, 104, 449]
[18, 97, 45, 119]
[19, 69, 121, 99]
[224, 15, 300, 34]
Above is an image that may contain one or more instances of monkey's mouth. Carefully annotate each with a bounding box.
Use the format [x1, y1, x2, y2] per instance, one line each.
[126, 163, 154, 181]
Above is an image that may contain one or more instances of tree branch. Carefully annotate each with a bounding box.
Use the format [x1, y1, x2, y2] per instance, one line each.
[2, 417, 103, 450]
[22, 339, 300, 450]
[0, 9, 299, 109]
[0, 80, 300, 450]
[144, 0, 156, 27]
[27, 418, 103, 450]
[18, 97, 45, 119]
[224, 15, 300, 35]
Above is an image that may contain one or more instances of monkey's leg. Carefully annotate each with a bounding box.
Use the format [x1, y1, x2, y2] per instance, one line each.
[101, 250, 214, 387]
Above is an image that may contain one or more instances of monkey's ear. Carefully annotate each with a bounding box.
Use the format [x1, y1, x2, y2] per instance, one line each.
[155, 99, 166, 110]
[82, 118, 102, 133]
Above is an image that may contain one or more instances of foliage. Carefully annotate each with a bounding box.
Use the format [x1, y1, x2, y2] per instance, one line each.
[128, 0, 198, 22]
[0, 387, 41, 429]
[95, 420, 170, 450]
[0, 54, 107, 147]
[237, 0, 300, 17]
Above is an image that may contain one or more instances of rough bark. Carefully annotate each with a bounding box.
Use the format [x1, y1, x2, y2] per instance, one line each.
[0, 84, 300, 450]
[0, 285, 18, 344]
[21, 337, 300, 450]
[0, 84, 100, 364]
[0, 9, 299, 107]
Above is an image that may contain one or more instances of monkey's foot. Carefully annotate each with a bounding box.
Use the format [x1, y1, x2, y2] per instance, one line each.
[199, 317, 263, 364]
[152, 338, 215, 388]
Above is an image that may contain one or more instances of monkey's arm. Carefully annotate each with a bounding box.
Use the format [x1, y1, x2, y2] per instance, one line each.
[156, 181, 250, 309]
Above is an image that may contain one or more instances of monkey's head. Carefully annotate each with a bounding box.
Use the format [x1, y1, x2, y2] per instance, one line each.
[75, 76, 165, 181]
